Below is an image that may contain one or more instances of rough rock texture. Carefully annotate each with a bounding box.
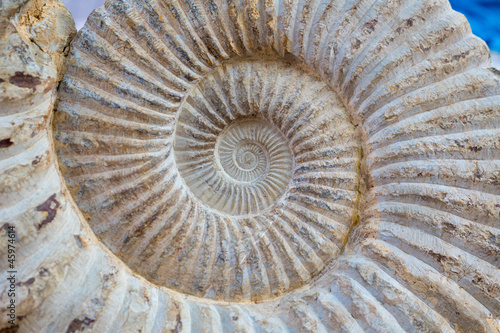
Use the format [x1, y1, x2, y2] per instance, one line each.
[1, 0, 500, 332]
[0, 0, 76, 330]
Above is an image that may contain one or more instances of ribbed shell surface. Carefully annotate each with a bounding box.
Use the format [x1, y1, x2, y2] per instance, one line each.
[2, 0, 500, 332]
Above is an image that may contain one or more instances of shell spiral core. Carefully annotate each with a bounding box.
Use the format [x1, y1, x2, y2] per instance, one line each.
[55, 60, 363, 301]
[176, 116, 293, 216]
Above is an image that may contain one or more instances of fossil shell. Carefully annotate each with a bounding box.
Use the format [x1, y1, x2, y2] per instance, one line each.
[55, 58, 362, 301]
[2, 0, 500, 331]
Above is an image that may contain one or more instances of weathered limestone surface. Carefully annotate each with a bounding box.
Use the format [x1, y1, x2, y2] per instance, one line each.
[0, 0, 76, 331]
[1, 0, 500, 332]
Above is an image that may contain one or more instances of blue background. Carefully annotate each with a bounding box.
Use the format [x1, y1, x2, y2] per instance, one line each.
[449, 0, 500, 52]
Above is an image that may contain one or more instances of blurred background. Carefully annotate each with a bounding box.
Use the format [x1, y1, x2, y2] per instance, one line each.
[62, 0, 500, 67]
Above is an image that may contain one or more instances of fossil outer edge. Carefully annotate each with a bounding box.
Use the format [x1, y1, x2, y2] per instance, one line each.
[1, 0, 500, 332]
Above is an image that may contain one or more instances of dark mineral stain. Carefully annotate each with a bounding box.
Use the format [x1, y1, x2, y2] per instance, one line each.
[171, 314, 182, 333]
[32, 155, 42, 165]
[352, 38, 362, 50]
[468, 146, 483, 152]
[443, 222, 457, 233]
[0, 138, 14, 148]
[412, 319, 424, 329]
[24, 277, 35, 285]
[65, 317, 95, 333]
[363, 19, 378, 34]
[74, 235, 83, 248]
[15, 277, 34, 287]
[1, 223, 14, 234]
[0, 325, 20, 332]
[445, 51, 470, 63]
[36, 194, 60, 229]
[428, 250, 447, 264]
[473, 276, 483, 284]
[488, 67, 500, 77]
[419, 43, 431, 52]
[9, 72, 42, 92]
[39, 268, 49, 277]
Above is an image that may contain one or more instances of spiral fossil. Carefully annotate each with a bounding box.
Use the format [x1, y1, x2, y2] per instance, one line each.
[56, 58, 362, 301]
[1, 0, 500, 331]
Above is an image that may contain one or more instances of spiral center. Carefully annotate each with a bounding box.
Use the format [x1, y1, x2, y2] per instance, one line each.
[175, 117, 293, 216]
[237, 149, 258, 171]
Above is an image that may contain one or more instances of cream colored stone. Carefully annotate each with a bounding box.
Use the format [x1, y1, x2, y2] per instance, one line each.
[1, 0, 500, 332]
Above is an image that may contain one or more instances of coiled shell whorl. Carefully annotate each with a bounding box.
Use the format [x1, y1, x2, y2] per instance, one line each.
[2, 0, 500, 331]
[56, 56, 362, 301]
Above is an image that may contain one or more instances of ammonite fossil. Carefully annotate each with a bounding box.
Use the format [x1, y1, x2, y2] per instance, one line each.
[1, 0, 500, 331]
[55, 58, 362, 301]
